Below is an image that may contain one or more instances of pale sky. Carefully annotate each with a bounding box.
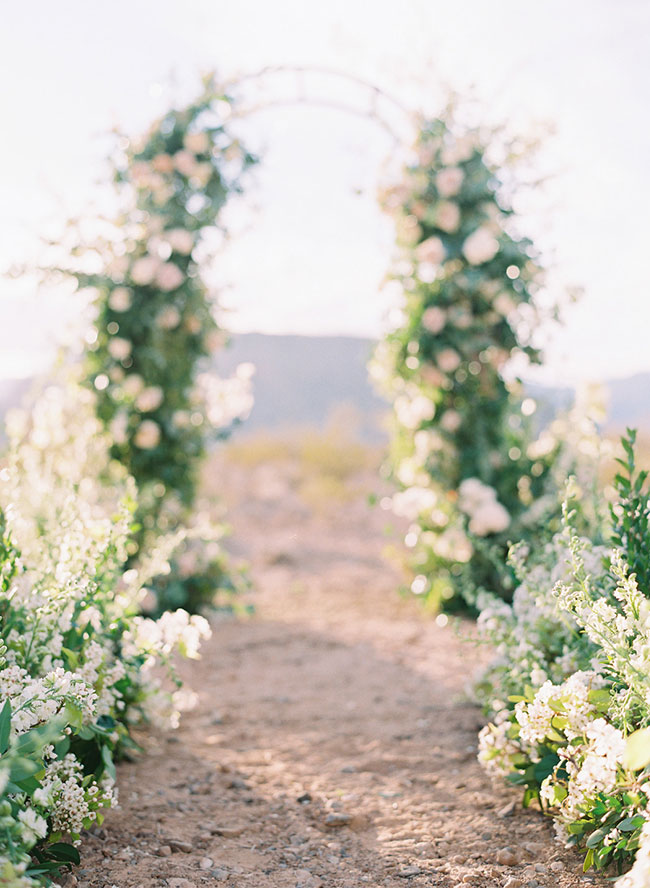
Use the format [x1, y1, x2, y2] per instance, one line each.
[0, 0, 648, 385]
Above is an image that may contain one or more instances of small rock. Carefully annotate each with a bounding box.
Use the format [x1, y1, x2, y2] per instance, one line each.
[297, 792, 312, 804]
[212, 869, 229, 882]
[157, 845, 172, 857]
[451, 855, 466, 865]
[227, 777, 249, 790]
[534, 864, 547, 874]
[497, 801, 517, 818]
[496, 848, 519, 866]
[522, 866, 537, 879]
[168, 880, 196, 888]
[503, 880, 523, 888]
[168, 839, 193, 853]
[294, 870, 322, 888]
[397, 866, 422, 878]
[212, 825, 246, 838]
[549, 861, 564, 873]
[324, 813, 351, 829]
[199, 857, 213, 870]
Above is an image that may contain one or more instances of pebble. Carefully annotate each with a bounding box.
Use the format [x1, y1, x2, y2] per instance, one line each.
[168, 839, 193, 853]
[397, 866, 422, 877]
[534, 864, 547, 874]
[200, 857, 213, 870]
[157, 845, 172, 857]
[503, 879, 523, 888]
[294, 870, 322, 888]
[497, 801, 516, 818]
[168, 880, 196, 888]
[496, 848, 519, 866]
[212, 869, 229, 882]
[549, 861, 564, 873]
[324, 813, 351, 829]
[212, 824, 246, 838]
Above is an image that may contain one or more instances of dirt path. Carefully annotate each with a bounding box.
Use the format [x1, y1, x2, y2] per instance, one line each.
[78, 456, 601, 888]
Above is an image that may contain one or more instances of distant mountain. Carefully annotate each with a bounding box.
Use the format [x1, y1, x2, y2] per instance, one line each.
[216, 333, 650, 439]
[215, 333, 389, 440]
[1, 335, 649, 444]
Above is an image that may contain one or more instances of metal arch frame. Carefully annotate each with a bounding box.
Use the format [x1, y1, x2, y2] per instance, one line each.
[220, 65, 417, 147]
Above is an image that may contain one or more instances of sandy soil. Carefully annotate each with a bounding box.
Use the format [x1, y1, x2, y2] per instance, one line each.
[77, 456, 603, 888]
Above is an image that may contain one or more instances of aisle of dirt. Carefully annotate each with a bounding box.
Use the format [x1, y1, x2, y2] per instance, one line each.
[78, 455, 600, 888]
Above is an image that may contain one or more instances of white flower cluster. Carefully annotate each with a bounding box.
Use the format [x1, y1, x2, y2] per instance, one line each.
[33, 754, 115, 838]
[458, 478, 510, 536]
[196, 362, 255, 432]
[0, 378, 212, 881]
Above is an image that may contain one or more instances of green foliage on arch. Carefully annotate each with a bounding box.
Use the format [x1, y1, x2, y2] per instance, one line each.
[373, 111, 560, 609]
[58, 75, 257, 614]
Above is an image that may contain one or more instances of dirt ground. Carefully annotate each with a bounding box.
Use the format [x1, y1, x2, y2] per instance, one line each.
[78, 451, 604, 888]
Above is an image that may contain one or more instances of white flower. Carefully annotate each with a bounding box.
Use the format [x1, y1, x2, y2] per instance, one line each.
[493, 293, 516, 316]
[415, 236, 446, 266]
[468, 500, 510, 536]
[183, 131, 210, 154]
[135, 386, 164, 413]
[421, 307, 446, 334]
[174, 150, 197, 177]
[122, 374, 144, 396]
[436, 167, 464, 197]
[440, 410, 461, 433]
[156, 306, 181, 329]
[108, 287, 132, 312]
[435, 201, 461, 233]
[151, 153, 175, 173]
[463, 227, 500, 265]
[164, 229, 195, 256]
[18, 808, 47, 844]
[155, 263, 184, 292]
[130, 255, 161, 286]
[107, 337, 132, 361]
[134, 419, 160, 449]
[437, 348, 461, 373]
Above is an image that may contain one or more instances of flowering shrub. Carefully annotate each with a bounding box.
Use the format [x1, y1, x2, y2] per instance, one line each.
[0, 380, 210, 884]
[477, 431, 650, 877]
[373, 110, 559, 610]
[56, 74, 256, 613]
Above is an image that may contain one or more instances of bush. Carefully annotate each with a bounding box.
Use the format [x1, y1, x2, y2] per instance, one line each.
[0, 379, 210, 884]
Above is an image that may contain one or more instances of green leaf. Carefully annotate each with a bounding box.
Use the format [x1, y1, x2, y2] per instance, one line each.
[45, 842, 81, 865]
[9, 756, 40, 782]
[583, 848, 594, 872]
[586, 827, 609, 849]
[101, 743, 116, 781]
[619, 816, 646, 832]
[623, 727, 650, 771]
[0, 700, 11, 754]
